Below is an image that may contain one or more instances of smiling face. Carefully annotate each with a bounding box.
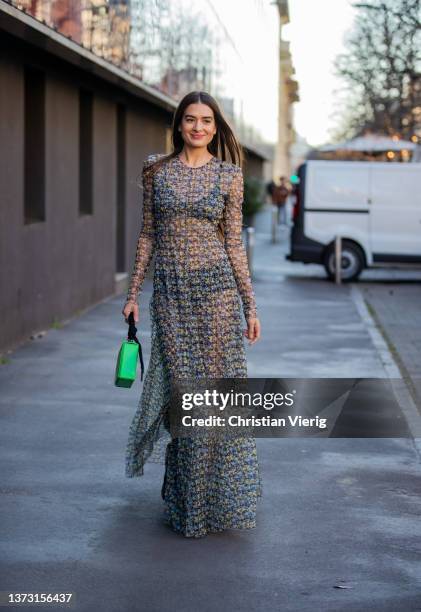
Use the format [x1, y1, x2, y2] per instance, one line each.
[178, 103, 217, 149]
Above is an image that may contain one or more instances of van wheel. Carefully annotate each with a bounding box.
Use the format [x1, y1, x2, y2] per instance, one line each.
[323, 241, 364, 282]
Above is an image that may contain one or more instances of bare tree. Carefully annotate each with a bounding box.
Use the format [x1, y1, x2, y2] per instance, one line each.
[127, 0, 213, 97]
[332, 0, 421, 141]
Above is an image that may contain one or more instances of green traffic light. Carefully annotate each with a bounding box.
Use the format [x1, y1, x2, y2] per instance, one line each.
[290, 174, 299, 184]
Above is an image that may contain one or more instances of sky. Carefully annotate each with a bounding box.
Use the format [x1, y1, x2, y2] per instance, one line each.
[209, 0, 358, 147]
[206, 0, 280, 143]
[282, 0, 358, 147]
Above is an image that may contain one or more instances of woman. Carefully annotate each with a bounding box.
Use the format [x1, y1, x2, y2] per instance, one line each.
[122, 90, 262, 538]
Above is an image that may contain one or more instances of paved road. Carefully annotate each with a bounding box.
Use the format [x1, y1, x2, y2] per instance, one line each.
[1, 206, 421, 612]
[357, 283, 421, 413]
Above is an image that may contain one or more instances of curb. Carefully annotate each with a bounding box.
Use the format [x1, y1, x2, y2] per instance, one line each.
[350, 283, 421, 462]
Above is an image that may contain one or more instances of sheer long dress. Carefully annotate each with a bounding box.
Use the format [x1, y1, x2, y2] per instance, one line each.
[124, 152, 262, 538]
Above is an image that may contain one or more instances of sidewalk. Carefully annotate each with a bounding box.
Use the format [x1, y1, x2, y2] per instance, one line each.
[1, 205, 421, 612]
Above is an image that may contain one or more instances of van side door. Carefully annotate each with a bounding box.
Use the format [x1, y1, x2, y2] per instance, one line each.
[369, 164, 421, 259]
[304, 162, 371, 255]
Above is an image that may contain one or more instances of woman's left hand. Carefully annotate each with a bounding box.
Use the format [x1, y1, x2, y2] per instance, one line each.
[244, 317, 261, 345]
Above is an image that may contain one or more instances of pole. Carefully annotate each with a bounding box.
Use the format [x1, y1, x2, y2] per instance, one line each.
[271, 207, 278, 244]
[335, 235, 342, 284]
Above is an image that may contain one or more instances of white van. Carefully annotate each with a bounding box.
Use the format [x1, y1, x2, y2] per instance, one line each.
[286, 160, 421, 280]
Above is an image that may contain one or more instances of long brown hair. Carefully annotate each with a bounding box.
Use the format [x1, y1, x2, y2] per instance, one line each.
[144, 90, 244, 177]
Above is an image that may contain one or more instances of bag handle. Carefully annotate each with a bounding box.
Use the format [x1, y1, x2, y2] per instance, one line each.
[127, 311, 145, 381]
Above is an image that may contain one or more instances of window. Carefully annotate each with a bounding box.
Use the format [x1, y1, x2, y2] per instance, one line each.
[24, 66, 45, 224]
[79, 89, 93, 215]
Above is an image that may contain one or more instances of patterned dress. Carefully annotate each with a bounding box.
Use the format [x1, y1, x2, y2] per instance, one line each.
[124, 152, 262, 538]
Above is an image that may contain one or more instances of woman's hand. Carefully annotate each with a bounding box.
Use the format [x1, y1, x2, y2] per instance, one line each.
[244, 317, 261, 345]
[122, 300, 139, 324]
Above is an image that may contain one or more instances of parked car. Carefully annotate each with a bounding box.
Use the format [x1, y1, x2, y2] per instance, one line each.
[287, 160, 421, 281]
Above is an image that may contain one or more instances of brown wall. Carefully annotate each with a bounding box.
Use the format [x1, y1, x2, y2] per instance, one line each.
[0, 56, 27, 342]
[243, 153, 264, 180]
[125, 108, 167, 276]
[0, 49, 168, 352]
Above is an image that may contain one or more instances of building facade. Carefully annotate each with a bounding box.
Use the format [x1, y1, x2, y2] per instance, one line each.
[273, 0, 299, 179]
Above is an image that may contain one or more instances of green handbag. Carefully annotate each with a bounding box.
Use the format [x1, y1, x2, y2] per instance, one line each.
[115, 311, 145, 388]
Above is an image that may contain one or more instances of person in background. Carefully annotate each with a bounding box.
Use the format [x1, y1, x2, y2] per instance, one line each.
[274, 176, 291, 225]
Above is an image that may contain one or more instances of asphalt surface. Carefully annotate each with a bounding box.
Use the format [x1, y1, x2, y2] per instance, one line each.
[1, 205, 421, 612]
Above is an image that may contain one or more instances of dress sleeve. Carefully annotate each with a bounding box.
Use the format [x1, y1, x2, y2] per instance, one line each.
[223, 166, 258, 320]
[125, 157, 156, 304]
